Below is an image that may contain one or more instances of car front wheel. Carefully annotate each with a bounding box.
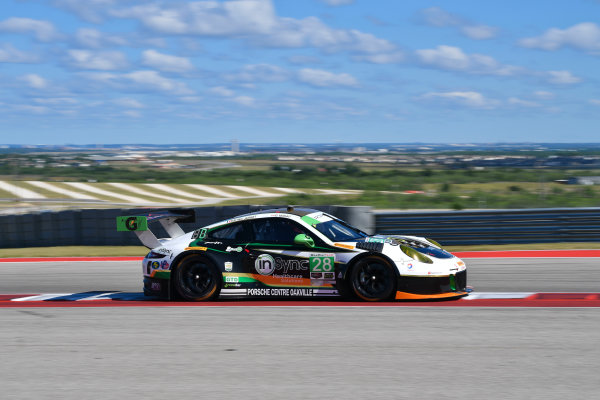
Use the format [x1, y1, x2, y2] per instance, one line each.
[174, 255, 221, 301]
[350, 256, 396, 301]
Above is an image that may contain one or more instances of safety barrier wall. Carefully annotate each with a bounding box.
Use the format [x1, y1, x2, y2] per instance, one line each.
[1, 206, 599, 248]
[0, 205, 374, 249]
[375, 207, 600, 245]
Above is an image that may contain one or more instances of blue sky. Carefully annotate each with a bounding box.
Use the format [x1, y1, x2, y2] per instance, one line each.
[1, 0, 599, 144]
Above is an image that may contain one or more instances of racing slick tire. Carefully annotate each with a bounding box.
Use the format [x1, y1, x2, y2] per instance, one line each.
[173, 255, 221, 301]
[349, 256, 396, 301]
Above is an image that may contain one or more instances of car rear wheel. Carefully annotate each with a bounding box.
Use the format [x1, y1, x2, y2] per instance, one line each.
[174, 255, 221, 301]
[350, 256, 396, 301]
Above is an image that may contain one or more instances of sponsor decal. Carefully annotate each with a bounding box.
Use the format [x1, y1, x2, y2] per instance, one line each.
[255, 254, 276, 276]
[311, 272, 323, 279]
[116, 216, 148, 232]
[456, 261, 465, 267]
[247, 288, 313, 297]
[150, 282, 161, 291]
[365, 237, 385, 243]
[160, 260, 170, 270]
[225, 276, 239, 283]
[323, 272, 335, 279]
[151, 261, 160, 270]
[224, 262, 233, 272]
[255, 254, 310, 276]
[407, 263, 413, 270]
[204, 241, 222, 245]
[154, 248, 172, 255]
[334, 243, 355, 250]
[226, 246, 243, 253]
[309, 254, 335, 273]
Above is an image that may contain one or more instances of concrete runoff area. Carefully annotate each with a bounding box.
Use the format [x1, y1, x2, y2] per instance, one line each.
[0, 307, 599, 400]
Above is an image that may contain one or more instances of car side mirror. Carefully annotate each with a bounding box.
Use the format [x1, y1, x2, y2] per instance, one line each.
[294, 234, 315, 248]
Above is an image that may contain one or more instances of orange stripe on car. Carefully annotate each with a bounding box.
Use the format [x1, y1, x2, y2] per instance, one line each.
[394, 291, 468, 300]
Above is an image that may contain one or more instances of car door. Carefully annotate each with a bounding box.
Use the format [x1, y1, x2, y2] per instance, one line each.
[244, 217, 337, 295]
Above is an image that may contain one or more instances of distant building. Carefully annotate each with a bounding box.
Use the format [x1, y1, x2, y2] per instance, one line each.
[568, 176, 600, 185]
[231, 139, 240, 153]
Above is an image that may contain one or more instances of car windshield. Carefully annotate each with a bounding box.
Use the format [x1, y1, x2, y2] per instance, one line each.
[313, 219, 367, 242]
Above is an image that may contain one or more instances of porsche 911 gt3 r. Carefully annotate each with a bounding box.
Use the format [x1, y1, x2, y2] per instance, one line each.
[117, 207, 468, 301]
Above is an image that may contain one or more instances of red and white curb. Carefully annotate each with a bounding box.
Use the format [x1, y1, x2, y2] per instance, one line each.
[1, 292, 599, 307]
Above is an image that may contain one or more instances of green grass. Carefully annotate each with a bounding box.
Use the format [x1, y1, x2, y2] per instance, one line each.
[1, 242, 599, 258]
[0, 246, 148, 258]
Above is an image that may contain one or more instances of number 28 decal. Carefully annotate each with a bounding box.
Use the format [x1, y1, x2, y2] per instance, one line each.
[309, 255, 335, 272]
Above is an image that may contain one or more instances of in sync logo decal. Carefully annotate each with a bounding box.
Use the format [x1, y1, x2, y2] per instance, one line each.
[255, 254, 276, 276]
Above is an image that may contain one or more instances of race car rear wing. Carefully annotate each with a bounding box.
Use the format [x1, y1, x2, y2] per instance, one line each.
[116, 209, 195, 249]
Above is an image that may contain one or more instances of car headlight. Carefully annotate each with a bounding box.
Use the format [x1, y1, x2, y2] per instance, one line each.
[400, 244, 433, 264]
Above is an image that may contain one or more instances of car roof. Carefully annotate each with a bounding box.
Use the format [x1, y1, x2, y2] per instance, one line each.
[242, 207, 321, 218]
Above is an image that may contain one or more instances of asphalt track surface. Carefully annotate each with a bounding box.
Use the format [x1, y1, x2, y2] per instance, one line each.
[1, 257, 599, 399]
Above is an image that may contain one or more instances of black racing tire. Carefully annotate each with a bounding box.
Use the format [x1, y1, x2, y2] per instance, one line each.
[350, 256, 396, 301]
[173, 255, 221, 301]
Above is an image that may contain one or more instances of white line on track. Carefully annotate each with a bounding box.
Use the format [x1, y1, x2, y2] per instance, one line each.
[64, 182, 152, 204]
[27, 181, 98, 200]
[0, 180, 46, 199]
[144, 183, 209, 200]
[225, 185, 281, 197]
[184, 184, 238, 198]
[107, 183, 190, 203]
[273, 187, 304, 194]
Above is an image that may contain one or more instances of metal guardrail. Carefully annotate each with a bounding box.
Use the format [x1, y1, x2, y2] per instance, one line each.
[374, 207, 600, 245]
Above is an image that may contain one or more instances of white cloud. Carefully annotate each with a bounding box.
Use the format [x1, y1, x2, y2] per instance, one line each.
[111, 1, 401, 61]
[297, 68, 358, 87]
[75, 28, 127, 48]
[588, 99, 600, 106]
[546, 70, 581, 84]
[508, 97, 540, 108]
[67, 50, 129, 70]
[34, 97, 78, 105]
[224, 64, 289, 82]
[231, 96, 256, 107]
[460, 25, 498, 40]
[419, 7, 498, 40]
[420, 91, 498, 109]
[123, 70, 194, 95]
[0, 17, 60, 42]
[210, 86, 235, 97]
[519, 23, 600, 54]
[0, 44, 39, 63]
[83, 70, 194, 95]
[113, 98, 144, 108]
[112, 0, 277, 36]
[55, 0, 122, 23]
[319, 0, 354, 5]
[123, 110, 141, 118]
[20, 74, 49, 89]
[416, 45, 520, 76]
[141, 50, 194, 73]
[533, 91, 555, 100]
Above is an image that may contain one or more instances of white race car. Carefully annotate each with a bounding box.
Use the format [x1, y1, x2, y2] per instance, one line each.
[118, 207, 468, 301]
